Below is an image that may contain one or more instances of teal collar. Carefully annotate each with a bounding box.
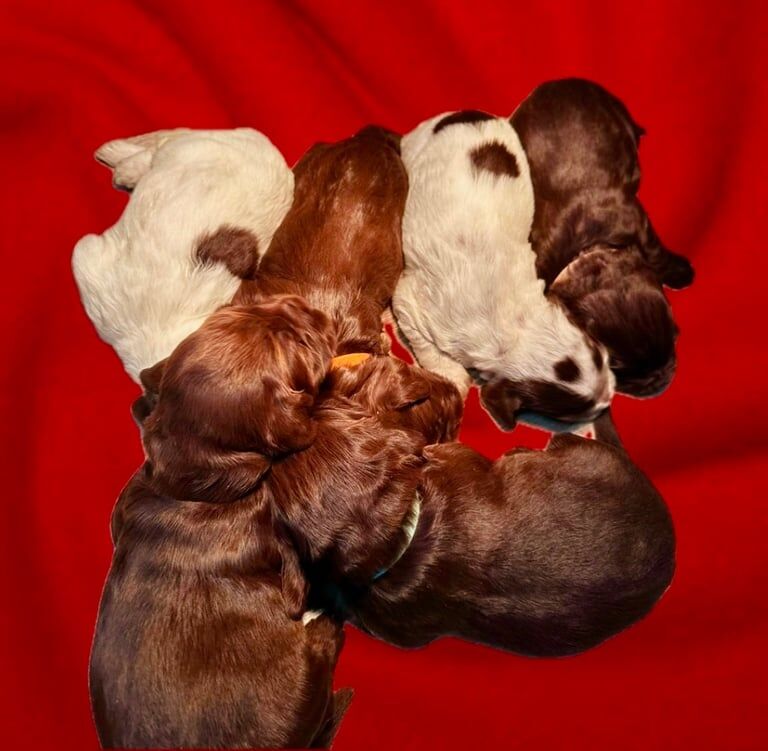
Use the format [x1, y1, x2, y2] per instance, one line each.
[372, 491, 422, 582]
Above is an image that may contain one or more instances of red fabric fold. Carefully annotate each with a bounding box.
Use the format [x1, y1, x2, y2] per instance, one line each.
[1, 1, 765, 748]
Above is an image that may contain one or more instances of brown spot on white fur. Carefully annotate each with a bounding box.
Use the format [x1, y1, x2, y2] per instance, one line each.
[470, 141, 520, 178]
[554, 357, 581, 383]
[433, 110, 494, 134]
[195, 226, 260, 279]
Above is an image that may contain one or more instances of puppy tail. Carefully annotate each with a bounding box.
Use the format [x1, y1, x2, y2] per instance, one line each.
[311, 687, 354, 748]
[94, 129, 188, 190]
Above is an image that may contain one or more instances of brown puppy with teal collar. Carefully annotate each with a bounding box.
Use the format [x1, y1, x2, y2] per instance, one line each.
[309, 358, 674, 657]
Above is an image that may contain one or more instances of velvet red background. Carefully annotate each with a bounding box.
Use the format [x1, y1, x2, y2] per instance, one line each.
[2, 1, 766, 748]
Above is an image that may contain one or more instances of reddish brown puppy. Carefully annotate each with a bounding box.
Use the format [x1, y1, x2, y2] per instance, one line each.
[90, 297, 352, 750]
[236, 125, 407, 355]
[267, 354, 465, 602]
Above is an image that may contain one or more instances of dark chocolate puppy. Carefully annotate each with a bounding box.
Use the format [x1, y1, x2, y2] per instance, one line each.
[308, 364, 675, 657]
[511, 77, 694, 291]
[511, 78, 693, 397]
[355, 413, 674, 656]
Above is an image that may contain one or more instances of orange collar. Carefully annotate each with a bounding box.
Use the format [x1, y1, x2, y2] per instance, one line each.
[330, 352, 371, 371]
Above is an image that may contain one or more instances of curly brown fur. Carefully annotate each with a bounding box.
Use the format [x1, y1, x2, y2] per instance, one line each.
[511, 78, 694, 291]
[139, 296, 336, 502]
[235, 125, 407, 355]
[325, 355, 464, 445]
[266, 355, 463, 598]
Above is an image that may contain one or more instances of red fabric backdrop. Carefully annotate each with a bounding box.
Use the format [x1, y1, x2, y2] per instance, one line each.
[1, 1, 766, 748]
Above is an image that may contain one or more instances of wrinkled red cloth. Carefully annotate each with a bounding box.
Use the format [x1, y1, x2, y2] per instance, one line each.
[1, 1, 766, 749]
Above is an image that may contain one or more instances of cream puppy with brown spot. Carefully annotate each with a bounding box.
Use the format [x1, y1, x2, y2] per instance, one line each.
[393, 111, 614, 430]
[72, 128, 293, 382]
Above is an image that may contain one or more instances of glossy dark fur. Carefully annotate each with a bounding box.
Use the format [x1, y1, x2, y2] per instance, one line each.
[550, 244, 679, 397]
[90, 299, 352, 749]
[90, 471, 350, 749]
[324, 400, 676, 656]
[511, 78, 694, 290]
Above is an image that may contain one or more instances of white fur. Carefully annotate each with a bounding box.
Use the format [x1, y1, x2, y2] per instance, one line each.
[72, 128, 293, 382]
[301, 610, 323, 625]
[393, 113, 615, 409]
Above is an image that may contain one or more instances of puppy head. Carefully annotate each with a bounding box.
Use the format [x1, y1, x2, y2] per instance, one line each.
[477, 304, 614, 430]
[550, 245, 679, 397]
[140, 295, 336, 501]
[325, 356, 464, 444]
[270, 400, 427, 592]
[354, 124, 402, 153]
[479, 365, 612, 431]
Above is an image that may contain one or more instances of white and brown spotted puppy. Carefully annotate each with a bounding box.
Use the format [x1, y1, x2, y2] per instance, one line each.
[72, 128, 293, 382]
[393, 111, 614, 430]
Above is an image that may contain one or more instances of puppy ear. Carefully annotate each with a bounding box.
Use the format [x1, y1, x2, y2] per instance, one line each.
[143, 422, 271, 502]
[641, 221, 694, 289]
[130, 394, 154, 428]
[261, 381, 318, 455]
[132, 359, 168, 428]
[479, 380, 522, 430]
[656, 249, 694, 290]
[139, 359, 167, 396]
[386, 367, 432, 411]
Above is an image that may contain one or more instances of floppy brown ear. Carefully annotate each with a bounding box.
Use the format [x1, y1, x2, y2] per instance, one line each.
[261, 381, 319, 455]
[639, 218, 694, 290]
[386, 367, 432, 411]
[142, 421, 272, 502]
[480, 380, 522, 430]
[139, 358, 167, 395]
[132, 359, 169, 428]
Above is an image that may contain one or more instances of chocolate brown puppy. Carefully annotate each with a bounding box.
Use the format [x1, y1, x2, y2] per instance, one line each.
[90, 298, 352, 749]
[350, 415, 675, 656]
[236, 125, 406, 355]
[308, 364, 675, 657]
[511, 78, 694, 290]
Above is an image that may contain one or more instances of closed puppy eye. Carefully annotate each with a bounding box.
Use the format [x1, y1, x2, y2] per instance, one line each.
[466, 367, 490, 384]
